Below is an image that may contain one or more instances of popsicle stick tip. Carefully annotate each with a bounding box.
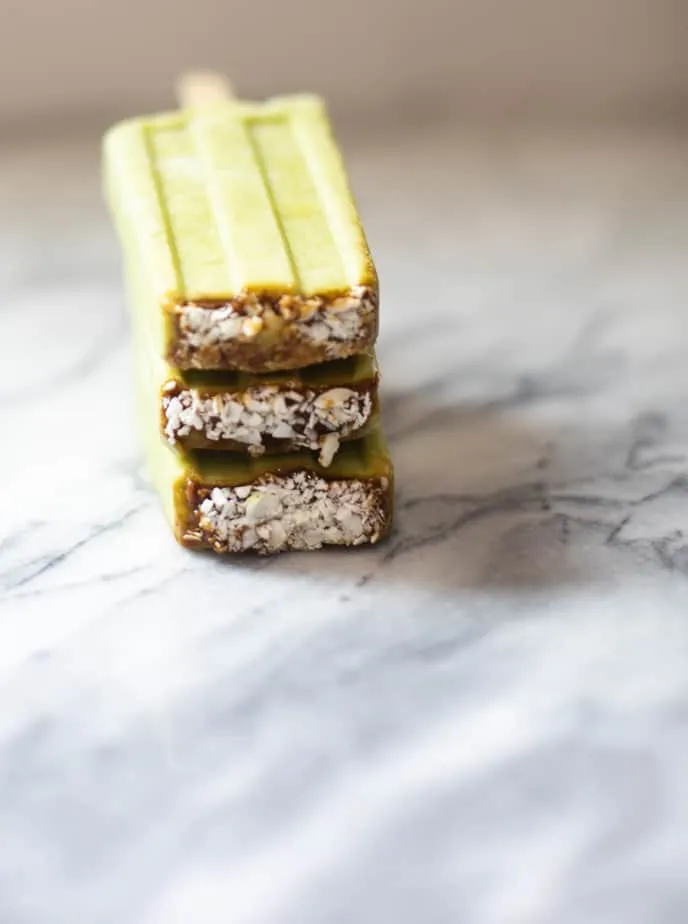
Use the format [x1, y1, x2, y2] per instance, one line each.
[176, 71, 237, 108]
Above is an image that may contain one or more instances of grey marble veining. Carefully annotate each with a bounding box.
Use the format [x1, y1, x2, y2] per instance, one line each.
[2, 122, 688, 923]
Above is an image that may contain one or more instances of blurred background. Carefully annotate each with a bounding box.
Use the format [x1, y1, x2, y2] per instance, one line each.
[2, 0, 688, 128]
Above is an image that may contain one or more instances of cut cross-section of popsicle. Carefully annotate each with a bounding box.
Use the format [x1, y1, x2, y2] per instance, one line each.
[159, 352, 380, 465]
[104, 95, 379, 372]
[173, 435, 393, 554]
[135, 342, 394, 554]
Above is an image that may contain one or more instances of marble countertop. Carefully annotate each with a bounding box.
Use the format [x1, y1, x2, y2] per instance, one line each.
[3, 118, 688, 923]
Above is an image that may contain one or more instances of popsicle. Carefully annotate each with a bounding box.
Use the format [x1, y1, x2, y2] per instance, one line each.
[136, 342, 393, 554]
[159, 352, 380, 465]
[104, 94, 378, 373]
[121, 185, 380, 466]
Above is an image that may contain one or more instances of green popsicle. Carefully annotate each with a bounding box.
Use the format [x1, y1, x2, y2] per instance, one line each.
[104, 95, 379, 372]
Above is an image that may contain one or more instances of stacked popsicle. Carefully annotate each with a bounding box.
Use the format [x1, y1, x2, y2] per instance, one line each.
[103, 85, 394, 554]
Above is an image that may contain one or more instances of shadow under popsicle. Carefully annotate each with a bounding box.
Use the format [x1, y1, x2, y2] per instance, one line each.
[252, 389, 581, 594]
[261, 380, 687, 596]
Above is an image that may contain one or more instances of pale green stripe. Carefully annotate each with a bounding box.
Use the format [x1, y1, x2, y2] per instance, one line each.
[246, 114, 349, 296]
[289, 98, 373, 289]
[148, 118, 232, 299]
[189, 108, 297, 294]
[142, 124, 184, 297]
[103, 120, 182, 302]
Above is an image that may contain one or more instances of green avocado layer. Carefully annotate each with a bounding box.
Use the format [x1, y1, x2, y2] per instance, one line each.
[169, 350, 378, 393]
[103, 95, 377, 305]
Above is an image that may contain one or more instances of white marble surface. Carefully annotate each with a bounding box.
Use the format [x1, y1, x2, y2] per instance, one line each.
[3, 119, 688, 922]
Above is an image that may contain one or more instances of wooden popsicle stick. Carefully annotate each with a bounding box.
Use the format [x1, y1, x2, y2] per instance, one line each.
[176, 71, 237, 108]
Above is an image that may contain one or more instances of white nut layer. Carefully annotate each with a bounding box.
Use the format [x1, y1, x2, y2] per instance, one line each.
[163, 385, 372, 467]
[178, 286, 376, 355]
[197, 473, 388, 554]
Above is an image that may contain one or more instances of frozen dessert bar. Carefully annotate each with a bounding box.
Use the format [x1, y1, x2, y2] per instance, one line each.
[104, 95, 378, 372]
[168, 435, 393, 554]
[159, 352, 380, 466]
[138, 350, 393, 554]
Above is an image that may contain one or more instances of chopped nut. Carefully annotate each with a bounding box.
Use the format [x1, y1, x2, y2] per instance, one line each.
[195, 473, 388, 553]
[241, 316, 263, 339]
[162, 380, 373, 461]
[177, 288, 376, 365]
[318, 433, 340, 467]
